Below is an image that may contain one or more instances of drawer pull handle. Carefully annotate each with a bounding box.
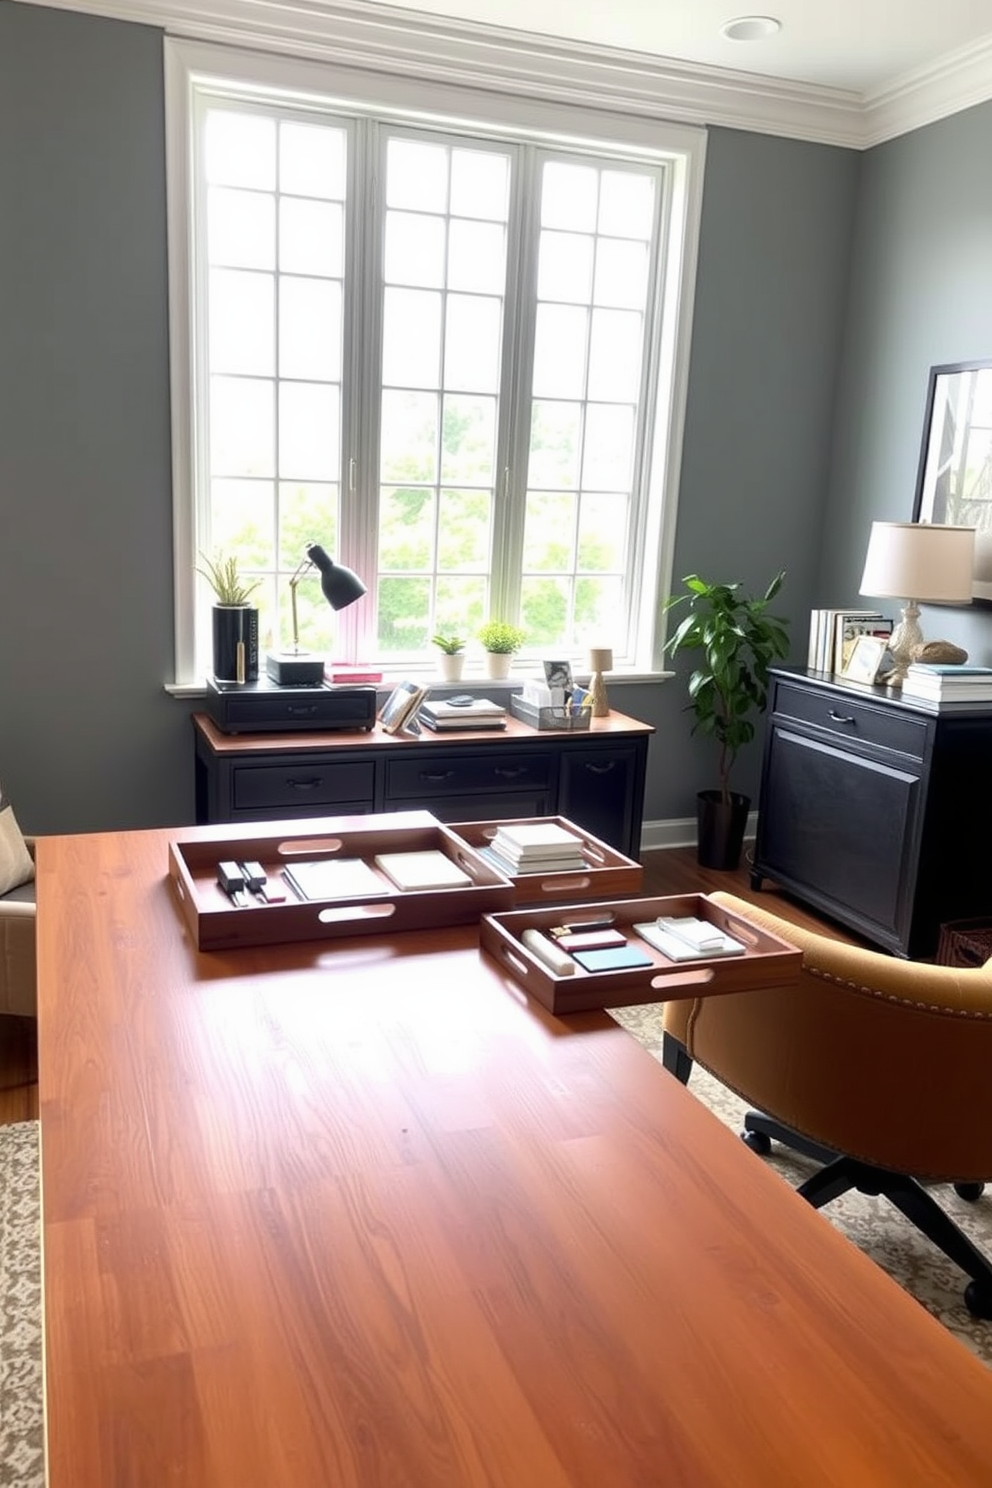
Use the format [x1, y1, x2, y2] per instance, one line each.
[585, 760, 616, 775]
[420, 770, 456, 784]
[286, 704, 319, 717]
[287, 776, 324, 791]
[493, 766, 527, 780]
[827, 710, 856, 725]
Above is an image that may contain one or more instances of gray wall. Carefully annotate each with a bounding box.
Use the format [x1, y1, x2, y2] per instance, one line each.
[0, 3, 873, 833]
[823, 100, 992, 667]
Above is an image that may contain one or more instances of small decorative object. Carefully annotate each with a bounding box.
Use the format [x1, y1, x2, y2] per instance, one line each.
[912, 639, 969, 665]
[267, 543, 366, 685]
[586, 648, 613, 717]
[431, 633, 467, 682]
[859, 521, 976, 688]
[198, 550, 261, 684]
[664, 572, 790, 870]
[841, 633, 888, 685]
[379, 679, 429, 736]
[478, 620, 526, 680]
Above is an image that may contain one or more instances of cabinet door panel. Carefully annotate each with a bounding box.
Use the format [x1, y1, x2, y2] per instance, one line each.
[559, 748, 636, 855]
[758, 728, 921, 938]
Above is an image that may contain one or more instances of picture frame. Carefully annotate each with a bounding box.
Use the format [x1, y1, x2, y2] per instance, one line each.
[841, 633, 888, 685]
[912, 359, 992, 605]
[378, 679, 428, 736]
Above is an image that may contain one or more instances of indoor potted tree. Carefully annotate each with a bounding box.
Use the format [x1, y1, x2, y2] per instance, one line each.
[664, 571, 790, 869]
[478, 620, 526, 679]
[197, 550, 262, 684]
[431, 632, 467, 682]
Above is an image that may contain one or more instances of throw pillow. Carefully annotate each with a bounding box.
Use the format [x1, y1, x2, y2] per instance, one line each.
[0, 783, 34, 896]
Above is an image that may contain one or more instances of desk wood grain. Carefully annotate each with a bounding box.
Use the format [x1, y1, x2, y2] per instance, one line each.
[37, 826, 992, 1487]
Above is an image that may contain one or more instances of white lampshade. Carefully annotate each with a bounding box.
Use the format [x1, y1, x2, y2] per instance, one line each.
[859, 521, 975, 604]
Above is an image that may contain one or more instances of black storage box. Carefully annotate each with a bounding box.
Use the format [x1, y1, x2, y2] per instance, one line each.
[206, 677, 378, 734]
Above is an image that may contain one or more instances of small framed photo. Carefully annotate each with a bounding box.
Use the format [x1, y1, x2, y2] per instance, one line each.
[543, 660, 573, 691]
[841, 633, 888, 684]
[379, 679, 428, 735]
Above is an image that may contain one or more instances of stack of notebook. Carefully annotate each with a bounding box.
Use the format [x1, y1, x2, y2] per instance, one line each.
[484, 821, 586, 875]
[419, 697, 507, 731]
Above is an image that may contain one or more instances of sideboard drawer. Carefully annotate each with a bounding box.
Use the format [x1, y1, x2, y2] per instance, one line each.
[232, 760, 375, 812]
[773, 680, 927, 760]
[385, 751, 551, 800]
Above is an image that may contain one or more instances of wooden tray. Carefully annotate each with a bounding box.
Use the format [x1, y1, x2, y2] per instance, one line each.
[479, 893, 803, 1014]
[449, 816, 643, 905]
[170, 816, 516, 951]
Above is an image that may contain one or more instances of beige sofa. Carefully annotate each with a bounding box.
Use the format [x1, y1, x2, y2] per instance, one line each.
[0, 838, 36, 1018]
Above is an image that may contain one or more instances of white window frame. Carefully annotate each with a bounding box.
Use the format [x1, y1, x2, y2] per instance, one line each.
[165, 38, 706, 688]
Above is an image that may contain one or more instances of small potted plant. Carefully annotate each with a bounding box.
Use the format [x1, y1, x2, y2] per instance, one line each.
[478, 620, 526, 679]
[664, 571, 790, 870]
[431, 632, 467, 682]
[197, 550, 262, 684]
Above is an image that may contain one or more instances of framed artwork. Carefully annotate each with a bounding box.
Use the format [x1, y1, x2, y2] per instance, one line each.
[841, 633, 889, 685]
[378, 679, 428, 735]
[912, 359, 992, 604]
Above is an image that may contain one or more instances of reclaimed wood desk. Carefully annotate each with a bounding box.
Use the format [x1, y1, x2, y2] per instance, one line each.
[37, 823, 992, 1487]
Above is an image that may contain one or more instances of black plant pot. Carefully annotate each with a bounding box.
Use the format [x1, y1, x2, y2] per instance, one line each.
[696, 789, 750, 871]
[212, 605, 259, 684]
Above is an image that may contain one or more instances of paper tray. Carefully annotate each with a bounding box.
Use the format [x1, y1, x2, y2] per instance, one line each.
[169, 813, 516, 951]
[479, 893, 802, 1014]
[448, 816, 642, 905]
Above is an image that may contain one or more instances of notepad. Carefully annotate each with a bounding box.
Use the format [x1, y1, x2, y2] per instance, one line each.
[282, 858, 389, 902]
[634, 921, 746, 960]
[373, 850, 473, 891]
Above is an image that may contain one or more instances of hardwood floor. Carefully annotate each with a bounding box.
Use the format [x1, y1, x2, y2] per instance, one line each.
[0, 845, 852, 1127]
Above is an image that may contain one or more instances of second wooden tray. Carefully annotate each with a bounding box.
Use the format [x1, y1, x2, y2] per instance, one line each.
[448, 816, 643, 904]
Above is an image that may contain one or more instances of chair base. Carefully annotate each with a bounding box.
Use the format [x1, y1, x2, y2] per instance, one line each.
[660, 1034, 992, 1321]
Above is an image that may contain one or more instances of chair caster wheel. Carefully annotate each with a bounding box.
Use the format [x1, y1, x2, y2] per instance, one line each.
[954, 1182, 985, 1202]
[964, 1281, 992, 1320]
[742, 1129, 772, 1155]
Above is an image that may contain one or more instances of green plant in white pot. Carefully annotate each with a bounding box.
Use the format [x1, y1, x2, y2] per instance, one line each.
[197, 551, 262, 684]
[664, 571, 790, 869]
[478, 620, 526, 679]
[432, 632, 467, 682]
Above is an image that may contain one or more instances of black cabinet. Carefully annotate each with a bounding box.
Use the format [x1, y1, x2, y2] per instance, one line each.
[752, 669, 992, 957]
[193, 710, 653, 857]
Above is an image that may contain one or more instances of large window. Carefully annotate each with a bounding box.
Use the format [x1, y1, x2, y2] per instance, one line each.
[166, 42, 704, 684]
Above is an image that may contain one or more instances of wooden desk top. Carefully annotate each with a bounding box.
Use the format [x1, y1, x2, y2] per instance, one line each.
[37, 826, 992, 1487]
[193, 706, 655, 755]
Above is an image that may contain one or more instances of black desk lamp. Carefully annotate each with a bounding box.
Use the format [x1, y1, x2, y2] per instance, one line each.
[267, 543, 367, 685]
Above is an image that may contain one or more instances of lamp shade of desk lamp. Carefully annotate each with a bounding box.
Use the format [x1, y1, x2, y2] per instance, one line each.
[859, 521, 975, 688]
[587, 647, 614, 717]
[267, 543, 367, 685]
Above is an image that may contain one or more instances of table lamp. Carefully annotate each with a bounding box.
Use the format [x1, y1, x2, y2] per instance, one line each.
[858, 521, 975, 688]
[267, 543, 367, 685]
[587, 647, 614, 717]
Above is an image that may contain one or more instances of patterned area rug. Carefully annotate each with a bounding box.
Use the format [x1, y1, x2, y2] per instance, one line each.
[610, 1003, 992, 1367]
[0, 1121, 43, 1488]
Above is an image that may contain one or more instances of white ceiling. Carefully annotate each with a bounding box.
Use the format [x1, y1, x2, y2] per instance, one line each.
[357, 0, 992, 98]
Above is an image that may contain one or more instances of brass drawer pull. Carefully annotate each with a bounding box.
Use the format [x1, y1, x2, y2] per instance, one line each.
[827, 711, 856, 725]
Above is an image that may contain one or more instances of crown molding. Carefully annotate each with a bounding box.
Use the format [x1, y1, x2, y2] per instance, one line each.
[16, 0, 992, 149]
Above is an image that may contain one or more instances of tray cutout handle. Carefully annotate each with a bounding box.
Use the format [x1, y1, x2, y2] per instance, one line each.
[650, 967, 715, 992]
[537, 874, 592, 895]
[317, 902, 396, 926]
[277, 836, 347, 860]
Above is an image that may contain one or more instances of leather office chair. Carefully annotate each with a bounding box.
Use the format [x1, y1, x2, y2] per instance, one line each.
[0, 838, 36, 1018]
[662, 890, 992, 1319]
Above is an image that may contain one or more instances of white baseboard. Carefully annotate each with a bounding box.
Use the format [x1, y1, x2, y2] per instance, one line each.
[640, 811, 758, 854]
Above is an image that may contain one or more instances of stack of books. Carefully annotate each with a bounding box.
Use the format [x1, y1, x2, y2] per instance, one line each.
[901, 664, 992, 706]
[419, 697, 507, 731]
[483, 821, 586, 875]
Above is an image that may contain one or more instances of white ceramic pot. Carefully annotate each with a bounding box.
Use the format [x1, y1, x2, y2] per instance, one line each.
[485, 651, 512, 679]
[438, 651, 465, 682]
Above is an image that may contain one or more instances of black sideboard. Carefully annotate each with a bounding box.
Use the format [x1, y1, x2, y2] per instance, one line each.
[751, 667, 992, 958]
[193, 709, 654, 858]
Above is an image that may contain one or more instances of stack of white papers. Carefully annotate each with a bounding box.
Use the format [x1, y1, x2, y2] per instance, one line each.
[283, 858, 389, 902]
[372, 850, 473, 891]
[419, 698, 507, 731]
[486, 821, 586, 874]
